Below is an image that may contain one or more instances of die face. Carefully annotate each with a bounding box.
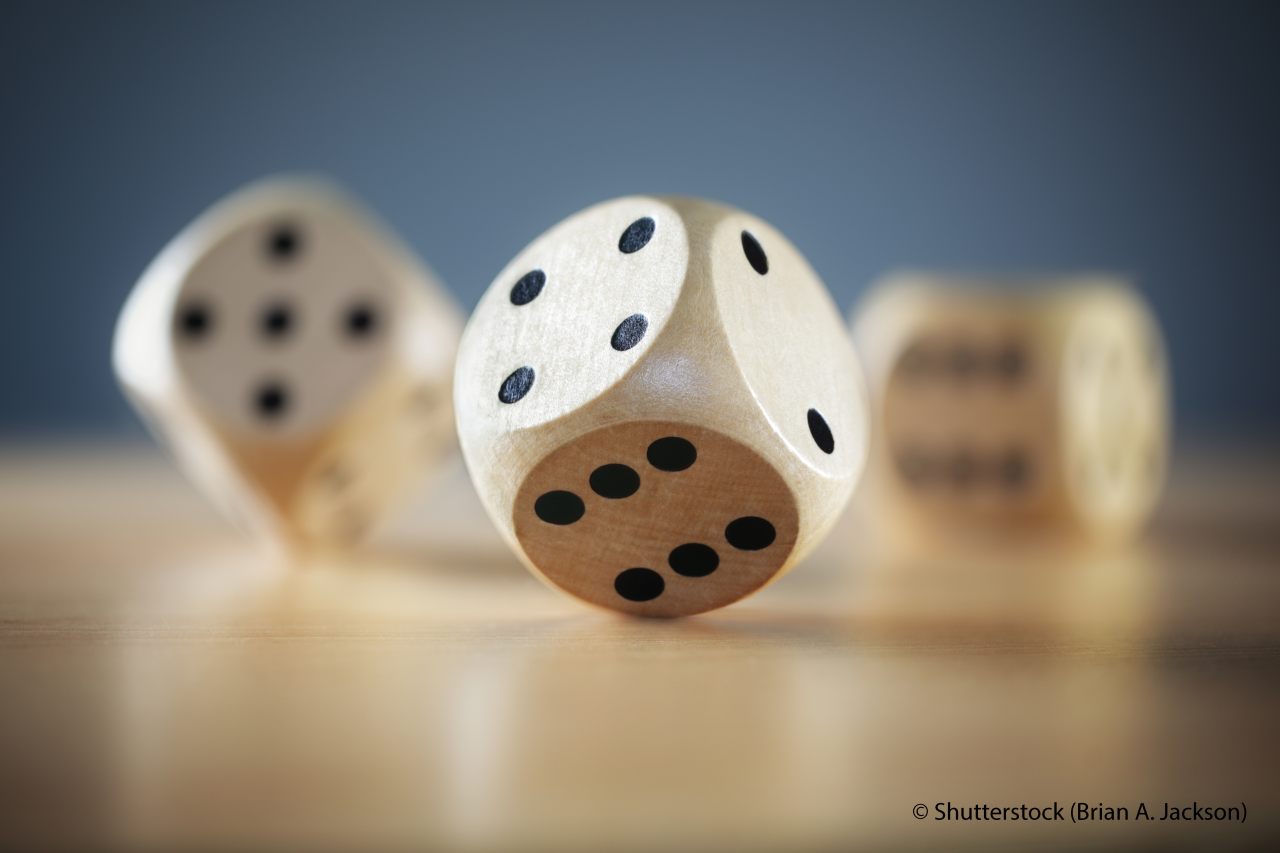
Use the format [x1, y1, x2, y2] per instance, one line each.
[708, 212, 867, 481]
[456, 197, 687, 433]
[171, 202, 398, 440]
[290, 385, 448, 544]
[881, 311, 1056, 511]
[513, 421, 799, 617]
[1061, 302, 1168, 523]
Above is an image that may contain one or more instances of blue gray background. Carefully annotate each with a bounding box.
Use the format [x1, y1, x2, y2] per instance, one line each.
[2, 0, 1277, 437]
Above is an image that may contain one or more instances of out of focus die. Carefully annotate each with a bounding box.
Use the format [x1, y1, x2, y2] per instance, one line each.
[113, 177, 463, 551]
[850, 273, 1170, 540]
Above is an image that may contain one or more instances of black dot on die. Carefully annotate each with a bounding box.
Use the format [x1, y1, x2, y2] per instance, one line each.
[266, 224, 302, 261]
[615, 568, 664, 602]
[668, 543, 719, 578]
[725, 516, 776, 551]
[177, 301, 213, 340]
[534, 490, 585, 525]
[510, 270, 546, 306]
[610, 314, 648, 351]
[1001, 450, 1029, 489]
[499, 366, 535, 404]
[618, 217, 655, 254]
[741, 231, 768, 275]
[807, 408, 835, 454]
[589, 464, 640, 499]
[260, 302, 294, 340]
[253, 380, 290, 420]
[996, 344, 1025, 381]
[345, 302, 379, 340]
[647, 437, 697, 472]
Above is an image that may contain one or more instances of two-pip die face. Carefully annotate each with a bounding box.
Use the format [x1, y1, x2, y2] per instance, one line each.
[851, 273, 1169, 540]
[113, 177, 463, 550]
[456, 197, 868, 617]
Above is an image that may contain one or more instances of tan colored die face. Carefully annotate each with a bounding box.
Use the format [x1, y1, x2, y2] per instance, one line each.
[172, 207, 397, 439]
[1062, 310, 1167, 519]
[293, 382, 456, 546]
[513, 422, 799, 618]
[709, 213, 866, 479]
[882, 316, 1055, 512]
[456, 197, 687, 432]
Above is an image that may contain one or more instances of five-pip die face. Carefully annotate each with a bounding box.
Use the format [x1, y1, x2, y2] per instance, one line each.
[456, 196, 868, 617]
[170, 197, 398, 440]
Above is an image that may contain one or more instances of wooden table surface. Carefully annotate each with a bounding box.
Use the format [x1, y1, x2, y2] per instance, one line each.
[2, 441, 1278, 852]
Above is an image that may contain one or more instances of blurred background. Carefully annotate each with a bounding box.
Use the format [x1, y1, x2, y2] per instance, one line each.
[1, 0, 1277, 439]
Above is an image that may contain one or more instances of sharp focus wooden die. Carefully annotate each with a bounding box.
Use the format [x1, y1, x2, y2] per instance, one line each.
[850, 273, 1170, 540]
[455, 196, 869, 617]
[113, 177, 463, 551]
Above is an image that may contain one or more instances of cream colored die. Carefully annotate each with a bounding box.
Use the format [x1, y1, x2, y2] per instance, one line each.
[851, 273, 1169, 540]
[455, 196, 868, 617]
[113, 177, 462, 551]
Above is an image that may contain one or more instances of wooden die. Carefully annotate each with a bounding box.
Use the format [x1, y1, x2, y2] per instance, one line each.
[455, 196, 868, 616]
[850, 273, 1170, 541]
[113, 177, 463, 551]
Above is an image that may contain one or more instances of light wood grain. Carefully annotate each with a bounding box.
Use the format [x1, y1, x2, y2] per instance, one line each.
[1, 441, 1278, 852]
[512, 421, 800, 617]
